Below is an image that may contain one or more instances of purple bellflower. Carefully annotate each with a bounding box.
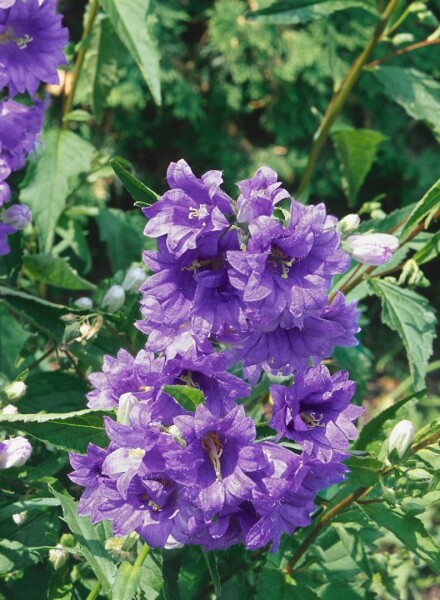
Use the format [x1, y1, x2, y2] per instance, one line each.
[236, 166, 290, 224]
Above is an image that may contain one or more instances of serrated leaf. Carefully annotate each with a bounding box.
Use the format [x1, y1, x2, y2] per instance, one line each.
[0, 409, 110, 454]
[100, 0, 161, 105]
[370, 280, 437, 391]
[373, 67, 440, 139]
[20, 129, 95, 253]
[248, 0, 376, 24]
[110, 158, 159, 205]
[400, 178, 440, 238]
[256, 568, 319, 599]
[344, 455, 383, 485]
[413, 231, 440, 266]
[355, 389, 426, 451]
[23, 254, 95, 291]
[361, 503, 440, 574]
[331, 129, 387, 206]
[163, 385, 205, 412]
[51, 488, 117, 595]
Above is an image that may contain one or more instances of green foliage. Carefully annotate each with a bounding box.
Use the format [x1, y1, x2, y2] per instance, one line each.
[163, 385, 205, 412]
[248, 0, 376, 25]
[23, 254, 95, 291]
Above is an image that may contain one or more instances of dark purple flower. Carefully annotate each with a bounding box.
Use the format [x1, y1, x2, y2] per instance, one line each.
[171, 404, 261, 515]
[234, 292, 360, 376]
[143, 160, 233, 257]
[0, 0, 68, 98]
[270, 365, 363, 461]
[236, 166, 290, 224]
[0, 221, 16, 255]
[0, 99, 46, 171]
[69, 443, 109, 522]
[227, 202, 349, 326]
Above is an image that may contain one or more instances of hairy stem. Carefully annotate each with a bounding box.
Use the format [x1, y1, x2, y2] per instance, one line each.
[297, 0, 400, 199]
[62, 0, 100, 128]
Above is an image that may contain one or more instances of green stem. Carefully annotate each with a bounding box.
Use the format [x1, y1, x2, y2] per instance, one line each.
[132, 542, 151, 570]
[86, 580, 102, 600]
[62, 0, 100, 128]
[296, 0, 400, 199]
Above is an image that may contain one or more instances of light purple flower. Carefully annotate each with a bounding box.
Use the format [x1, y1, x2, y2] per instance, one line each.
[346, 233, 399, 266]
[2, 203, 31, 229]
[0, 436, 32, 468]
[270, 365, 363, 461]
[0, 0, 68, 98]
[236, 166, 290, 223]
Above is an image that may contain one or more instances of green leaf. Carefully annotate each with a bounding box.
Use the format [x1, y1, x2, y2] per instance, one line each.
[138, 551, 163, 600]
[248, 0, 376, 24]
[361, 503, 440, 574]
[163, 385, 205, 412]
[413, 231, 440, 266]
[20, 372, 88, 414]
[355, 389, 426, 451]
[0, 498, 60, 523]
[20, 129, 95, 252]
[202, 551, 221, 599]
[0, 409, 110, 454]
[255, 568, 319, 599]
[333, 524, 373, 578]
[370, 280, 437, 391]
[110, 158, 159, 205]
[100, 0, 161, 105]
[0, 303, 29, 379]
[23, 254, 95, 291]
[344, 455, 383, 486]
[331, 129, 387, 206]
[0, 540, 41, 575]
[373, 67, 440, 139]
[400, 178, 440, 239]
[51, 488, 117, 595]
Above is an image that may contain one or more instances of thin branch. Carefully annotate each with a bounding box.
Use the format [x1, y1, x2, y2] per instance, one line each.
[366, 38, 440, 68]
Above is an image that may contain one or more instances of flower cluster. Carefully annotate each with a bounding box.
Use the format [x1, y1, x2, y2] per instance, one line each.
[70, 161, 365, 551]
[0, 0, 68, 254]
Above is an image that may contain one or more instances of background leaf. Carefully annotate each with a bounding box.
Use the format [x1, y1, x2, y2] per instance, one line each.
[163, 385, 205, 412]
[23, 254, 95, 291]
[400, 178, 440, 238]
[248, 0, 376, 24]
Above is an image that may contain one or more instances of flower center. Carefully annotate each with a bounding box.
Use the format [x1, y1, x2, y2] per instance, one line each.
[128, 448, 145, 459]
[300, 411, 325, 429]
[202, 431, 223, 481]
[188, 204, 209, 220]
[140, 493, 162, 512]
[0, 27, 33, 49]
[269, 246, 295, 279]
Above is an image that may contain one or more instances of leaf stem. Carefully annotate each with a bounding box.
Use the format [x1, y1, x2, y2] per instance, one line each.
[86, 580, 102, 600]
[62, 0, 100, 129]
[366, 38, 440, 68]
[296, 0, 400, 199]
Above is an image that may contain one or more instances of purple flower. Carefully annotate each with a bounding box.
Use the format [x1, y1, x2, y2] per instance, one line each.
[2, 203, 31, 229]
[143, 160, 233, 257]
[346, 233, 399, 266]
[0, 436, 32, 468]
[0, 99, 47, 171]
[227, 202, 349, 326]
[234, 292, 360, 376]
[236, 166, 290, 224]
[0, 0, 68, 98]
[0, 221, 16, 255]
[171, 404, 261, 515]
[270, 365, 363, 461]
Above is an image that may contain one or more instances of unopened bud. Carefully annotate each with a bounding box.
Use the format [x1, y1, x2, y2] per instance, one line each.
[346, 233, 399, 266]
[0, 437, 32, 469]
[2, 205, 32, 230]
[12, 511, 27, 526]
[102, 285, 125, 313]
[1, 404, 18, 415]
[337, 214, 360, 236]
[388, 420, 414, 459]
[104, 536, 135, 562]
[122, 266, 146, 293]
[401, 498, 424, 515]
[5, 381, 27, 401]
[117, 393, 139, 426]
[49, 544, 69, 570]
[74, 297, 93, 310]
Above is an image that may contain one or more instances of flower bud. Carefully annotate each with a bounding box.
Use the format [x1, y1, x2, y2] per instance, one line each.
[0, 0, 16, 9]
[0, 437, 32, 469]
[337, 214, 360, 236]
[102, 285, 125, 313]
[1, 404, 18, 415]
[388, 420, 414, 459]
[117, 393, 139, 426]
[2, 205, 32, 230]
[4, 381, 27, 401]
[74, 297, 93, 310]
[122, 266, 146, 293]
[12, 511, 28, 525]
[346, 233, 399, 266]
[49, 544, 69, 570]
[104, 537, 135, 562]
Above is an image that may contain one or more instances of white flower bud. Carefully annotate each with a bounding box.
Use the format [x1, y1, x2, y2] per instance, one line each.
[104, 537, 134, 562]
[346, 233, 399, 266]
[337, 214, 360, 236]
[117, 393, 139, 426]
[1, 404, 18, 415]
[101, 285, 125, 313]
[0, 0, 16, 8]
[122, 266, 146, 293]
[74, 297, 93, 310]
[12, 511, 27, 526]
[4, 381, 27, 401]
[0, 437, 32, 469]
[49, 544, 69, 570]
[388, 420, 414, 459]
